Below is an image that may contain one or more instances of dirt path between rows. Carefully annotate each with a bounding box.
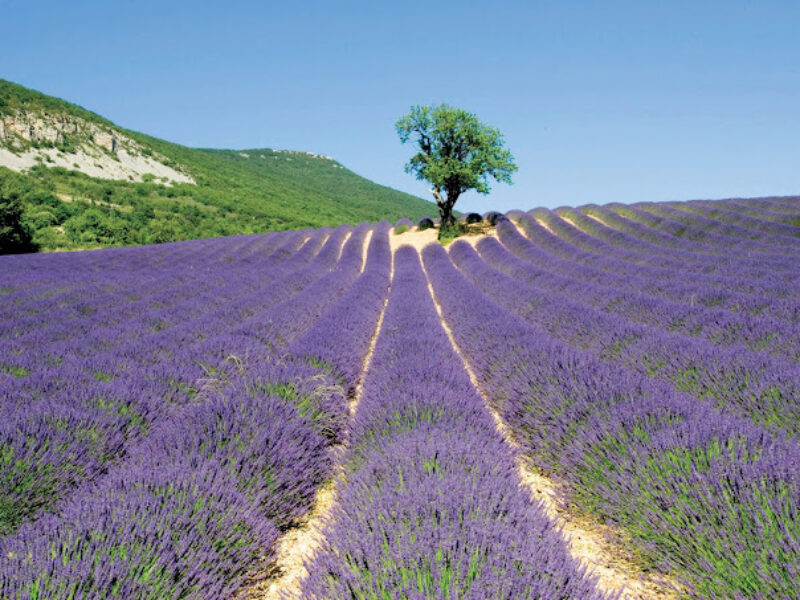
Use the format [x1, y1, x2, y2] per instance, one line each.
[419, 250, 679, 600]
[558, 212, 584, 232]
[359, 229, 373, 273]
[585, 212, 612, 228]
[536, 217, 557, 235]
[236, 235, 394, 600]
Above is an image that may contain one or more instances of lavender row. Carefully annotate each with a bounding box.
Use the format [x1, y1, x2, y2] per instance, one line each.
[452, 237, 800, 437]
[52, 225, 336, 379]
[756, 196, 800, 212]
[0, 227, 349, 536]
[0, 230, 307, 353]
[566, 205, 794, 275]
[681, 199, 800, 243]
[622, 200, 787, 250]
[166, 224, 369, 387]
[627, 200, 783, 247]
[224, 225, 371, 354]
[394, 217, 414, 231]
[724, 199, 800, 224]
[1, 359, 348, 599]
[288, 222, 393, 392]
[423, 243, 800, 599]
[301, 246, 607, 600]
[0, 230, 293, 317]
[533, 208, 800, 296]
[542, 205, 792, 281]
[523, 209, 798, 304]
[0, 227, 290, 286]
[600, 203, 792, 258]
[733, 197, 800, 219]
[0, 228, 326, 394]
[493, 220, 800, 362]
[513, 212, 800, 322]
[635, 200, 800, 251]
[535, 206, 800, 294]
[581, 204, 751, 256]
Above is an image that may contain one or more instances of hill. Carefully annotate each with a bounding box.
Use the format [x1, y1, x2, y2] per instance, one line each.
[0, 79, 437, 251]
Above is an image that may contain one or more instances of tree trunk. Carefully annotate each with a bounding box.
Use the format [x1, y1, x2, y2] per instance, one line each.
[439, 204, 456, 227]
[431, 187, 458, 228]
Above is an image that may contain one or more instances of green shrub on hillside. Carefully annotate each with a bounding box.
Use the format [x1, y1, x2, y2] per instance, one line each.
[0, 190, 37, 254]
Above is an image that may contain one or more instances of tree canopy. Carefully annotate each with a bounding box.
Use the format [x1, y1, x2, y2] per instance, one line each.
[0, 190, 37, 254]
[396, 104, 517, 230]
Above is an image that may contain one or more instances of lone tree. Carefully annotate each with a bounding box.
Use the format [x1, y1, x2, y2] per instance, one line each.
[396, 104, 517, 233]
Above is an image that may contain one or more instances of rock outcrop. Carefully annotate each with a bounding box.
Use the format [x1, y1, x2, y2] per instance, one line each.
[0, 111, 195, 185]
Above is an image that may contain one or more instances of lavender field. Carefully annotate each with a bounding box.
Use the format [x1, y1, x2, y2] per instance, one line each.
[2, 197, 799, 599]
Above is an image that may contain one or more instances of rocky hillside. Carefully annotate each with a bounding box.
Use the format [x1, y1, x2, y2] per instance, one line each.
[0, 79, 436, 251]
[0, 111, 194, 185]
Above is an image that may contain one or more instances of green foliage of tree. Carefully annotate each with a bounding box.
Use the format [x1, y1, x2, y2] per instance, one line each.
[28, 209, 57, 229]
[64, 208, 135, 245]
[396, 104, 517, 235]
[0, 190, 37, 254]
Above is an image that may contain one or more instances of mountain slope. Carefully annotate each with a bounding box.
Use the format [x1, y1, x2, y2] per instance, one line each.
[0, 79, 436, 251]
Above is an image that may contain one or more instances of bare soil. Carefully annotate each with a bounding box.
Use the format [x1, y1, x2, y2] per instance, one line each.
[535, 217, 556, 235]
[585, 212, 611, 227]
[389, 226, 437, 253]
[389, 222, 498, 252]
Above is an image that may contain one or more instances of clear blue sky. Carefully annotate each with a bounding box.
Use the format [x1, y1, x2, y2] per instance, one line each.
[3, 0, 799, 212]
